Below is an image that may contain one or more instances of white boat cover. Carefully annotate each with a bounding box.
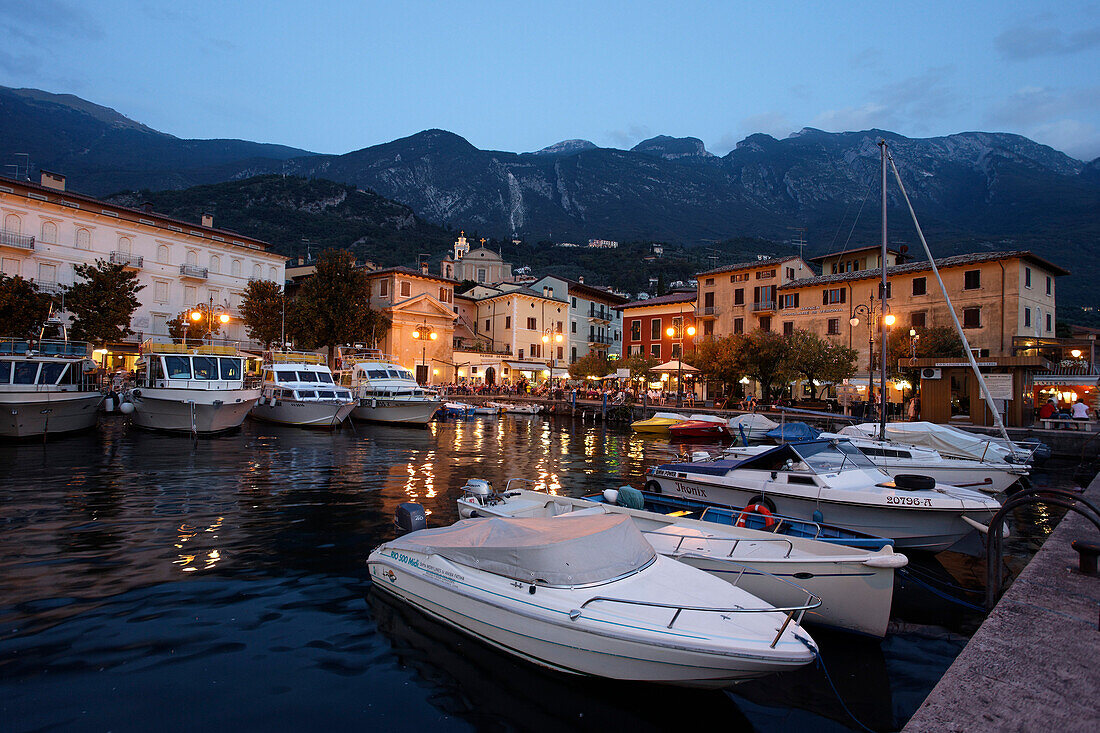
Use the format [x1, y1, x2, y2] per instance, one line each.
[838, 422, 1013, 462]
[387, 514, 656, 586]
[651, 412, 689, 421]
[728, 414, 779, 431]
[687, 414, 726, 423]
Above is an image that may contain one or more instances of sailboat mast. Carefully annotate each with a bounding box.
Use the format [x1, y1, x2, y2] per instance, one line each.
[879, 139, 889, 441]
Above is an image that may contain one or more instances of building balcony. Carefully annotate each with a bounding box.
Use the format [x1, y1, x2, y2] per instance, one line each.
[752, 301, 776, 313]
[587, 305, 612, 322]
[587, 333, 613, 345]
[34, 280, 66, 295]
[696, 305, 720, 319]
[453, 337, 513, 355]
[179, 264, 209, 280]
[0, 229, 35, 251]
[109, 251, 143, 269]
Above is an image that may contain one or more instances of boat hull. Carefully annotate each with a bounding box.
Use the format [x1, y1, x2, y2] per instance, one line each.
[0, 391, 103, 438]
[351, 398, 441, 425]
[128, 388, 259, 434]
[249, 399, 356, 428]
[670, 422, 730, 440]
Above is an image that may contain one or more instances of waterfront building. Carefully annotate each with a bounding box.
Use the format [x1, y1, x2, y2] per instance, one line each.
[808, 245, 907, 275]
[440, 232, 513, 284]
[0, 172, 285, 368]
[694, 256, 814, 339]
[617, 290, 698, 362]
[529, 275, 626, 362]
[365, 266, 457, 385]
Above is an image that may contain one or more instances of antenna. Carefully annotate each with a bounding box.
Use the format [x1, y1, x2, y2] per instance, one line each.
[15, 153, 30, 180]
[787, 226, 807, 258]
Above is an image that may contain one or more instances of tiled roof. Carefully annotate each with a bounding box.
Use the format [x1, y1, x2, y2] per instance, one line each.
[616, 292, 696, 309]
[777, 250, 1070, 289]
[806, 245, 904, 263]
[367, 266, 459, 285]
[697, 255, 802, 277]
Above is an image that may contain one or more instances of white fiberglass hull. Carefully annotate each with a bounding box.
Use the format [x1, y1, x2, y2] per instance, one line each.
[249, 399, 355, 428]
[128, 388, 259, 434]
[0, 391, 102, 438]
[351, 398, 440, 425]
[368, 549, 814, 687]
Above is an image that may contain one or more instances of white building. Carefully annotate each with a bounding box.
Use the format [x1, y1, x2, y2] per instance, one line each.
[529, 275, 626, 363]
[0, 171, 286, 366]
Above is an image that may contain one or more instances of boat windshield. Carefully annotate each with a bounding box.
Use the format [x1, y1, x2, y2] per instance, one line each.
[219, 358, 242, 380]
[733, 440, 876, 474]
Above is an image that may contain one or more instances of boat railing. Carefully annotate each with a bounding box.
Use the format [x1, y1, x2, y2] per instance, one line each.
[140, 337, 242, 356]
[698, 505, 827, 540]
[265, 350, 326, 366]
[337, 348, 400, 366]
[576, 587, 821, 649]
[642, 527, 796, 559]
[0, 338, 91, 357]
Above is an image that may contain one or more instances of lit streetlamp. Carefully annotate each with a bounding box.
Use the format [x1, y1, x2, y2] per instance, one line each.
[541, 328, 563, 383]
[188, 297, 232, 342]
[665, 321, 696, 407]
[410, 323, 437, 384]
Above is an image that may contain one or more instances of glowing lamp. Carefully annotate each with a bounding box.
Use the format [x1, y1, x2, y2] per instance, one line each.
[411, 330, 420, 339]
[555, 333, 563, 343]
[666, 327, 674, 337]
[218, 313, 230, 324]
[1071, 349, 1082, 358]
[542, 369, 550, 377]
[190, 311, 203, 322]
[686, 326, 696, 336]
[883, 314, 896, 326]
[429, 332, 437, 340]
[849, 317, 860, 327]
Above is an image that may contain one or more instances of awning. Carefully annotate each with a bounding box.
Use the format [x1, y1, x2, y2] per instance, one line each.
[551, 367, 570, 378]
[1033, 373, 1100, 386]
[651, 360, 699, 373]
[505, 361, 549, 372]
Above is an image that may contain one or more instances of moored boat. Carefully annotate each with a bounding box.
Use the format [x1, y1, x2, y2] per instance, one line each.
[250, 351, 356, 428]
[669, 414, 731, 440]
[369, 513, 818, 686]
[125, 339, 259, 434]
[631, 411, 688, 433]
[0, 338, 102, 438]
[335, 349, 441, 425]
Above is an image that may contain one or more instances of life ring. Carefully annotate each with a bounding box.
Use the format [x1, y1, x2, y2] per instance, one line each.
[644, 480, 662, 494]
[735, 503, 775, 528]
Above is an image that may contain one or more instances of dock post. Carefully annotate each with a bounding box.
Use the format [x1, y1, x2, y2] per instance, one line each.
[571, 389, 576, 416]
[602, 392, 607, 421]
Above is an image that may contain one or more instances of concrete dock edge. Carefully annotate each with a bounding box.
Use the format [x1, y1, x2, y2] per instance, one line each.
[902, 473, 1100, 732]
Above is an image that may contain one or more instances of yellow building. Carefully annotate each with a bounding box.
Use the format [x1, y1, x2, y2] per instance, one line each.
[695, 256, 814, 338]
[365, 266, 457, 384]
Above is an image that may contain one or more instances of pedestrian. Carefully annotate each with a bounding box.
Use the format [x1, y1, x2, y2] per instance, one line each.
[907, 396, 920, 421]
[1071, 399, 1090, 427]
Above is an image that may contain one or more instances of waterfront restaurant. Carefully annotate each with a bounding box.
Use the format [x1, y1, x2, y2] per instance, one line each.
[1013, 334, 1100, 419]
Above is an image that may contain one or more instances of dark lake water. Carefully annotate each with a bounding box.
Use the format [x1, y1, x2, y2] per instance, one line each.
[0, 415, 1075, 732]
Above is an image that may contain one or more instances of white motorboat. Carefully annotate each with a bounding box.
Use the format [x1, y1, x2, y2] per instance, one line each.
[488, 401, 540, 415]
[645, 438, 1004, 552]
[0, 338, 102, 438]
[472, 403, 502, 416]
[457, 482, 905, 638]
[728, 413, 780, 443]
[335, 349, 441, 425]
[840, 422, 1037, 466]
[720, 431, 1027, 494]
[368, 514, 817, 687]
[126, 339, 259, 434]
[250, 351, 356, 428]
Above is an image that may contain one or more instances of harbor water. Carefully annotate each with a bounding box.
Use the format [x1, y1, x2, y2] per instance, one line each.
[0, 415, 1075, 732]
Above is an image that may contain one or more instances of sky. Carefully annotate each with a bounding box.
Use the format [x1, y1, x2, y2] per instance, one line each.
[1, 1, 1098, 161]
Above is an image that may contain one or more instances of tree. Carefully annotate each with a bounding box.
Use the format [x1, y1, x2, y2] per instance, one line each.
[619, 353, 659, 383]
[740, 329, 797, 400]
[240, 279, 285, 349]
[65, 260, 144, 345]
[289, 249, 390, 365]
[885, 325, 964, 376]
[786, 330, 858, 399]
[692, 335, 747, 395]
[0, 274, 54, 340]
[568, 352, 613, 379]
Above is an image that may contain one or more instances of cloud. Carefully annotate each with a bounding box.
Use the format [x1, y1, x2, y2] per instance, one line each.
[604, 124, 651, 149]
[813, 102, 894, 132]
[810, 67, 960, 136]
[995, 23, 1100, 60]
[0, 0, 104, 41]
[989, 85, 1100, 159]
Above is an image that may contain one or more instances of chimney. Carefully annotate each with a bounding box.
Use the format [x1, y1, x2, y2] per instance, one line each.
[201, 213, 214, 228]
[40, 171, 66, 191]
[421, 261, 429, 274]
[578, 276, 584, 283]
[298, 257, 304, 265]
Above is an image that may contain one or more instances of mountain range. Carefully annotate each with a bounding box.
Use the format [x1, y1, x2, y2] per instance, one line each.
[2, 84, 1098, 306]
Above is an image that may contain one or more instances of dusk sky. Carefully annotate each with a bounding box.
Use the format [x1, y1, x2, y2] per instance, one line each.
[2, 1, 1098, 160]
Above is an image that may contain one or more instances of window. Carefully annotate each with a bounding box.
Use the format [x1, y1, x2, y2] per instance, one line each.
[827, 318, 840, 335]
[964, 270, 981, 290]
[526, 317, 537, 330]
[756, 269, 775, 280]
[252, 264, 262, 279]
[780, 293, 799, 308]
[651, 318, 661, 340]
[630, 319, 641, 340]
[574, 346, 581, 360]
[671, 343, 682, 358]
[703, 291, 714, 308]
[400, 281, 411, 297]
[628, 345, 641, 356]
[505, 316, 511, 329]
[186, 250, 198, 266]
[3, 214, 20, 232]
[484, 319, 490, 331]
[754, 285, 775, 305]
[734, 288, 744, 305]
[209, 255, 220, 273]
[759, 316, 772, 332]
[571, 297, 577, 308]
[531, 343, 540, 358]
[75, 228, 91, 250]
[1024, 308, 1032, 328]
[231, 259, 241, 277]
[783, 321, 794, 335]
[570, 320, 576, 333]
[1046, 276, 1052, 296]
[1025, 267, 1032, 288]
[154, 281, 169, 303]
[40, 221, 57, 243]
[703, 320, 714, 336]
[911, 311, 927, 329]
[477, 268, 487, 283]
[963, 307, 981, 328]
[557, 346, 563, 360]
[823, 288, 846, 304]
[37, 262, 56, 283]
[1046, 313, 1052, 332]
[786, 267, 795, 280]
[705, 277, 714, 286]
[907, 278, 925, 298]
[733, 318, 744, 334]
[885, 282, 892, 299]
[379, 279, 388, 297]
[165, 356, 191, 379]
[650, 344, 661, 358]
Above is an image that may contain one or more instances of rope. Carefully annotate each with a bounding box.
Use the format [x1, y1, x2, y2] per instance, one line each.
[795, 634, 877, 733]
[900, 564, 982, 595]
[897, 568, 986, 613]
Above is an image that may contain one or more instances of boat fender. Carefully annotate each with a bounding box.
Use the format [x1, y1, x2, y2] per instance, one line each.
[131, 389, 141, 398]
[863, 553, 908, 568]
[394, 502, 426, 534]
[644, 480, 662, 494]
[812, 509, 824, 523]
[736, 504, 775, 528]
[895, 474, 936, 491]
[119, 401, 135, 415]
[602, 488, 619, 504]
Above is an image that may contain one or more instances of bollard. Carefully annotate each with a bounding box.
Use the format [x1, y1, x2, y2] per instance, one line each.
[1071, 539, 1099, 575]
[601, 392, 607, 421]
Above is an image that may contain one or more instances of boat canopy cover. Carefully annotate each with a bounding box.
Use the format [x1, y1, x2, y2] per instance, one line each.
[728, 414, 779, 430]
[650, 412, 688, 421]
[387, 514, 656, 586]
[765, 422, 821, 442]
[839, 422, 1013, 462]
[686, 414, 726, 423]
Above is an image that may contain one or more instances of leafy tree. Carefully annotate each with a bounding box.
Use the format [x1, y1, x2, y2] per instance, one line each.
[568, 352, 613, 379]
[0, 274, 54, 340]
[692, 335, 746, 395]
[885, 325, 964, 376]
[619, 354, 659, 383]
[740, 330, 797, 400]
[240, 279, 285, 349]
[65, 260, 144, 344]
[786, 330, 858, 399]
[289, 249, 390, 365]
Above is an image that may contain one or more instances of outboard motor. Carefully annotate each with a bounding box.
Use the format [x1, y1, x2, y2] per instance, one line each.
[394, 502, 427, 534]
[460, 479, 493, 506]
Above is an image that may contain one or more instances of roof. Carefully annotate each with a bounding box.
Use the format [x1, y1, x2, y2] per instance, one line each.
[777, 250, 1070, 290]
[807, 245, 905, 263]
[367, 266, 458, 286]
[616, 292, 696, 310]
[697, 255, 803, 277]
[0, 173, 272, 252]
[531, 275, 628, 305]
[475, 285, 568, 303]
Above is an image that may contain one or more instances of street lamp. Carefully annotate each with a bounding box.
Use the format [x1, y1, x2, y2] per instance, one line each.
[850, 295, 881, 418]
[411, 323, 437, 385]
[665, 321, 696, 407]
[541, 327, 563, 384]
[188, 297, 231, 342]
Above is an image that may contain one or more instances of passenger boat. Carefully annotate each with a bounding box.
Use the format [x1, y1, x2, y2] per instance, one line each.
[0, 338, 102, 438]
[368, 513, 818, 686]
[488, 401, 540, 415]
[645, 438, 1004, 552]
[126, 339, 259, 434]
[631, 411, 688, 433]
[335, 349, 441, 425]
[668, 414, 731, 440]
[250, 351, 356, 428]
[458, 482, 905, 638]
